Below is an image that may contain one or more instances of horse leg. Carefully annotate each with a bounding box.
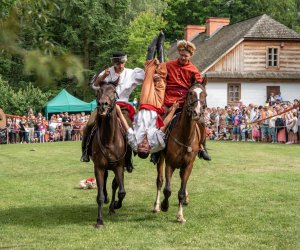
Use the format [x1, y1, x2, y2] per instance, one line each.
[113, 167, 126, 210]
[161, 164, 175, 212]
[177, 165, 193, 224]
[103, 170, 110, 204]
[179, 169, 189, 206]
[183, 190, 190, 206]
[109, 177, 118, 215]
[153, 154, 164, 213]
[94, 167, 105, 228]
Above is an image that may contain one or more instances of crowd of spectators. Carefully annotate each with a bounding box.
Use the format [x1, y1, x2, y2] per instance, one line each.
[5, 111, 89, 144]
[205, 98, 300, 144]
[2, 97, 300, 145]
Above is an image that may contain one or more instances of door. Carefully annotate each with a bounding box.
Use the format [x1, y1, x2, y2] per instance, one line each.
[266, 86, 280, 103]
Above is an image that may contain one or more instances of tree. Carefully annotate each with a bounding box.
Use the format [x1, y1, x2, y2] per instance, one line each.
[125, 11, 168, 99]
[0, 1, 84, 89]
[162, 0, 300, 42]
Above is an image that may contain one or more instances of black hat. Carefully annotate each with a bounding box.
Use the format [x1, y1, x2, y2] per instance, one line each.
[111, 51, 127, 64]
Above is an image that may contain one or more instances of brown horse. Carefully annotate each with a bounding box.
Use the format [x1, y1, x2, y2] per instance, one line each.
[153, 79, 207, 224]
[91, 79, 127, 228]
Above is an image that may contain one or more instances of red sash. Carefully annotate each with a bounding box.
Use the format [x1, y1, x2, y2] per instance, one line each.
[116, 102, 136, 122]
[140, 104, 165, 128]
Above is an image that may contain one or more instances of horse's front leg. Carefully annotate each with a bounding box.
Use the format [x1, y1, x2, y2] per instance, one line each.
[113, 166, 126, 210]
[153, 154, 164, 213]
[109, 177, 118, 215]
[94, 166, 105, 228]
[103, 170, 109, 204]
[161, 163, 175, 212]
[177, 164, 193, 224]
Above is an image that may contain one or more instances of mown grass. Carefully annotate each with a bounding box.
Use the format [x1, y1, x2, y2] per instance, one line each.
[0, 141, 299, 249]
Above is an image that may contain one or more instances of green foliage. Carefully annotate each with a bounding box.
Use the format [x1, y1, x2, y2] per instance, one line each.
[126, 11, 168, 68]
[0, 76, 52, 115]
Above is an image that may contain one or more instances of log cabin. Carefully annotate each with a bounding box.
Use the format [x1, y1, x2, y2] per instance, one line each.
[168, 14, 300, 107]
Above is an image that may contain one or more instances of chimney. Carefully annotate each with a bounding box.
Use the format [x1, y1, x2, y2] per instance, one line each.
[206, 17, 230, 36]
[184, 25, 206, 41]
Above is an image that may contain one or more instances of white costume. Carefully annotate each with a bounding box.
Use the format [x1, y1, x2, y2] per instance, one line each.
[127, 109, 166, 153]
[92, 66, 145, 103]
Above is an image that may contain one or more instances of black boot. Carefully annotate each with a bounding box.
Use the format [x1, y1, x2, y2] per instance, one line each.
[197, 148, 211, 161]
[80, 125, 92, 162]
[125, 147, 134, 173]
[150, 152, 160, 165]
[156, 31, 165, 63]
[146, 35, 159, 60]
[80, 132, 90, 162]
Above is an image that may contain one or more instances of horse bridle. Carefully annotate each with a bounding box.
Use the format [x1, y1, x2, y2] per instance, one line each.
[186, 84, 207, 116]
[96, 84, 119, 116]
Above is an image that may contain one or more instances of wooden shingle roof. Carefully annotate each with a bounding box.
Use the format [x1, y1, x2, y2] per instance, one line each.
[168, 14, 300, 73]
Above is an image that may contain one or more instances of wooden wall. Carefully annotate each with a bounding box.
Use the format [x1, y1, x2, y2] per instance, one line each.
[209, 41, 300, 72]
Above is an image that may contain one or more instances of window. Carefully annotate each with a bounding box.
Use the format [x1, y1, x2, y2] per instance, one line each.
[227, 83, 241, 104]
[267, 47, 279, 67]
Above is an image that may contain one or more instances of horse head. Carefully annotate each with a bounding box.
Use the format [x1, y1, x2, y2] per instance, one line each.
[185, 74, 207, 120]
[96, 78, 119, 116]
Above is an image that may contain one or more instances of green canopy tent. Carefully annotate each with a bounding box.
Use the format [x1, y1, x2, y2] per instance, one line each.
[44, 89, 92, 118]
[90, 100, 97, 110]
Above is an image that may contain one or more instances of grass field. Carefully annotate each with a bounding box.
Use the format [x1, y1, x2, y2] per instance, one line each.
[0, 141, 299, 249]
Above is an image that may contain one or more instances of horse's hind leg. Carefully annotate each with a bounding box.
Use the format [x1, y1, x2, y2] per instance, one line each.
[153, 154, 164, 213]
[161, 164, 175, 212]
[177, 165, 193, 224]
[103, 170, 109, 204]
[94, 167, 105, 228]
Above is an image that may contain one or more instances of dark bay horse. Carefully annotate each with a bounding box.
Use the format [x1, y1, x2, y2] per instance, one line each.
[91, 79, 127, 228]
[153, 79, 207, 224]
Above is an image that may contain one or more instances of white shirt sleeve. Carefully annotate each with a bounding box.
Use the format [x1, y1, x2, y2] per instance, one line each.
[131, 68, 145, 86]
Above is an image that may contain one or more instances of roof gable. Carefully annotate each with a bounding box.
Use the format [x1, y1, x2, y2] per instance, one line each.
[245, 14, 300, 39]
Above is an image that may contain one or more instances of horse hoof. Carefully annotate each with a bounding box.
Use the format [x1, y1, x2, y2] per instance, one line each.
[114, 201, 122, 210]
[95, 223, 104, 229]
[161, 200, 169, 212]
[152, 208, 160, 213]
[176, 216, 186, 224]
[104, 197, 110, 204]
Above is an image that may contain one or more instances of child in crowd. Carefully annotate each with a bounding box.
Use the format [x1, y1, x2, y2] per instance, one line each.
[240, 118, 247, 141]
[252, 123, 260, 142]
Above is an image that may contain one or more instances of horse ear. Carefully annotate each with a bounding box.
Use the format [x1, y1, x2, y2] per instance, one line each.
[112, 77, 120, 87]
[99, 80, 107, 87]
[202, 75, 207, 87]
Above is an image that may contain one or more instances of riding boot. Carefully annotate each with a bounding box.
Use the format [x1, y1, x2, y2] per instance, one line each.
[80, 128, 90, 162]
[196, 120, 211, 161]
[156, 31, 165, 63]
[197, 141, 211, 161]
[150, 151, 160, 165]
[146, 35, 159, 61]
[125, 146, 134, 173]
